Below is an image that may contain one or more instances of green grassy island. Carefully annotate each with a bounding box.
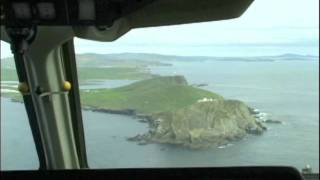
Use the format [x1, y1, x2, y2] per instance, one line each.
[81, 76, 266, 149]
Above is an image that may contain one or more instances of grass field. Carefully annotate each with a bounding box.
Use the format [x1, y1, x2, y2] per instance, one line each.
[77, 67, 155, 81]
[80, 76, 222, 114]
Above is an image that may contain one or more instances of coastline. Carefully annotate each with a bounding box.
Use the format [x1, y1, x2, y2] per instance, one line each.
[3, 96, 278, 149]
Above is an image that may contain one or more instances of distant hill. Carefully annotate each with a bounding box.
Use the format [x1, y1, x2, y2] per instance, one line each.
[74, 53, 172, 67]
[269, 53, 319, 61]
[233, 53, 318, 62]
[76, 53, 319, 63]
[75, 52, 318, 62]
[1, 53, 317, 70]
[0, 53, 172, 69]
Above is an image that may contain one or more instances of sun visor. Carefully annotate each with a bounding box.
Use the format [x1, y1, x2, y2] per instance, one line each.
[1, 0, 253, 43]
[73, 0, 254, 42]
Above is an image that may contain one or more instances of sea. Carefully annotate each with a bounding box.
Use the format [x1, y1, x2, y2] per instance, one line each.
[1, 60, 319, 172]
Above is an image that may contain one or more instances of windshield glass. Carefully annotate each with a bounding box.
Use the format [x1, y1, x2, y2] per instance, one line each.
[1, 0, 319, 173]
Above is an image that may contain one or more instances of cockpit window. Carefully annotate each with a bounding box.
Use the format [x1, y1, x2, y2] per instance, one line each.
[1, 0, 319, 173]
[74, 0, 318, 171]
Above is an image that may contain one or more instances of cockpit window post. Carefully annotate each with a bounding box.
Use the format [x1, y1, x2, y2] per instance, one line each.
[4, 26, 87, 169]
[6, 26, 47, 169]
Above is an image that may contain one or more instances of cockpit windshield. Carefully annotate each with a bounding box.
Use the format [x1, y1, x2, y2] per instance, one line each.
[1, 0, 319, 174]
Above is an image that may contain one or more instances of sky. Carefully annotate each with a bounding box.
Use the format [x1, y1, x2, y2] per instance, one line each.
[1, 0, 319, 57]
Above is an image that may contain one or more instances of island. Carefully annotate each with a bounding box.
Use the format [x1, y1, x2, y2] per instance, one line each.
[81, 76, 266, 149]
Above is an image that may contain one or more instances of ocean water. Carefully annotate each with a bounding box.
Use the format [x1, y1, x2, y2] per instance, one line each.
[1, 60, 319, 172]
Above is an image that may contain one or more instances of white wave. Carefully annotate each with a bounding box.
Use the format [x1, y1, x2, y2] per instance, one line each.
[253, 108, 260, 113]
[218, 143, 233, 149]
[255, 112, 268, 119]
[259, 112, 268, 116]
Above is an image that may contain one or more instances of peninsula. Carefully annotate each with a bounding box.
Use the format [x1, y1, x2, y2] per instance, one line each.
[81, 76, 266, 149]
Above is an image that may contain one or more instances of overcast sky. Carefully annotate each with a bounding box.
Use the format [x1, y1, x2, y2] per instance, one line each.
[1, 0, 319, 57]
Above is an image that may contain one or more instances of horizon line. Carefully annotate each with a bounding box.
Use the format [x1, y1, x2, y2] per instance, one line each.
[2, 52, 319, 59]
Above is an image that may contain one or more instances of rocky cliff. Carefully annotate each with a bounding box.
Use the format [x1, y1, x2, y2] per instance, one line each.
[130, 99, 266, 149]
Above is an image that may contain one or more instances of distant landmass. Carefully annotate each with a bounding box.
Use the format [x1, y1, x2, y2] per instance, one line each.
[1, 52, 317, 82]
[1, 53, 318, 69]
[75, 53, 319, 64]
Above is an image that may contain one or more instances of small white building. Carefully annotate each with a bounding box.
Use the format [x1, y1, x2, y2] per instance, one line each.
[197, 97, 215, 103]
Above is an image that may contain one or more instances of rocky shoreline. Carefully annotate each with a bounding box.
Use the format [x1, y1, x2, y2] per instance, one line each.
[84, 100, 277, 149]
[83, 106, 137, 116]
[82, 106, 154, 121]
[249, 107, 283, 124]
